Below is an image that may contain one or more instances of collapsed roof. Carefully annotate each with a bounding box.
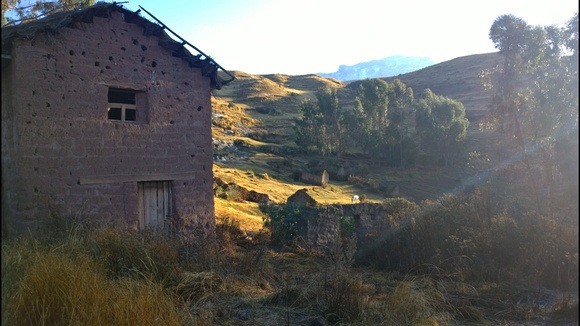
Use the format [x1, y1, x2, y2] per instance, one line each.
[1, 2, 232, 89]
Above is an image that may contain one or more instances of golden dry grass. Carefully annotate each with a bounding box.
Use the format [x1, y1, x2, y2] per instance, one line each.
[214, 197, 264, 232]
[2, 248, 184, 325]
[214, 164, 381, 205]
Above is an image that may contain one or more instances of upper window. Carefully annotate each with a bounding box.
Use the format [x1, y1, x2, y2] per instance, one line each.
[108, 88, 137, 122]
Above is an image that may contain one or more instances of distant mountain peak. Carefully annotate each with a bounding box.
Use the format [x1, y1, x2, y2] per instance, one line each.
[318, 55, 435, 81]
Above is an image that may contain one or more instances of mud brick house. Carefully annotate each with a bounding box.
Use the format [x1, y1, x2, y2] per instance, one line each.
[1, 3, 231, 235]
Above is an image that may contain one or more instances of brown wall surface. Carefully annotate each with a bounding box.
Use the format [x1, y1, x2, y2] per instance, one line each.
[2, 11, 215, 235]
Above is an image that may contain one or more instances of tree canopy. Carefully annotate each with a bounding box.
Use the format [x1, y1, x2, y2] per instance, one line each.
[2, 0, 93, 25]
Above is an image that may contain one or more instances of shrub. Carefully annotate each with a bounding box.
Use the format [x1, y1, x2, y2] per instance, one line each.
[338, 215, 356, 239]
[260, 203, 306, 246]
[356, 189, 579, 289]
[321, 272, 370, 324]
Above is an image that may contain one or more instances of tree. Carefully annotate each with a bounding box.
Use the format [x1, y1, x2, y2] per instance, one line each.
[2, 0, 93, 25]
[486, 13, 579, 219]
[293, 88, 343, 156]
[415, 89, 469, 166]
[387, 79, 415, 166]
[294, 99, 324, 154]
[352, 79, 391, 156]
[316, 87, 344, 155]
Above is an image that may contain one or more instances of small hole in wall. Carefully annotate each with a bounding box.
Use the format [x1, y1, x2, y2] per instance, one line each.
[32, 90, 36, 95]
[197, 106, 202, 111]
[105, 66, 110, 69]
[184, 82, 189, 86]
[46, 102, 51, 108]
[109, 56, 113, 61]
[95, 61, 100, 66]
[190, 154, 195, 158]
[170, 120, 174, 124]
[34, 167, 39, 172]
[121, 47, 126, 51]
[81, 51, 86, 56]
[34, 187, 39, 193]
[140, 57, 145, 63]
[151, 61, 157, 67]
[69, 50, 74, 55]
[132, 38, 138, 45]
[133, 68, 137, 72]
[141, 45, 147, 51]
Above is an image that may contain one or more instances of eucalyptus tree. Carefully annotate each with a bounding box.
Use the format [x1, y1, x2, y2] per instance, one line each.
[487, 13, 579, 218]
[294, 88, 344, 156]
[415, 89, 469, 166]
[387, 79, 415, 166]
[316, 87, 344, 155]
[351, 79, 392, 156]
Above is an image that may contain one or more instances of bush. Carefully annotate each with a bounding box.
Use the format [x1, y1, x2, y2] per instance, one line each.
[356, 189, 579, 289]
[338, 215, 356, 239]
[260, 203, 306, 246]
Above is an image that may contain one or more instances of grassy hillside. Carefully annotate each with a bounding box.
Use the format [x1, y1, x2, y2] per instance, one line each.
[380, 52, 501, 122]
[211, 52, 504, 229]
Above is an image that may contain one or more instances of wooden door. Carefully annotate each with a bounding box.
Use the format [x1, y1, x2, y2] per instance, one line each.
[138, 181, 171, 229]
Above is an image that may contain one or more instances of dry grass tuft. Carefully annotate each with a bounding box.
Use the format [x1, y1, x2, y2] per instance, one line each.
[2, 249, 184, 325]
[173, 271, 224, 303]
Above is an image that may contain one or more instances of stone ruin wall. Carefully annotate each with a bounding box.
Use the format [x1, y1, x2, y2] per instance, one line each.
[301, 203, 397, 249]
[2, 11, 215, 235]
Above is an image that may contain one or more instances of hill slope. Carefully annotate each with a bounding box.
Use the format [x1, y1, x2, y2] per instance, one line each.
[211, 52, 503, 227]
[357, 52, 502, 122]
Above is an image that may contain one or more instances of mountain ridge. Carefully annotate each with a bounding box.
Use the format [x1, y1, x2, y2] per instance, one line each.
[317, 55, 435, 81]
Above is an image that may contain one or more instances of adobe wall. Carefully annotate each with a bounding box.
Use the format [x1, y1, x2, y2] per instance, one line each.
[3, 11, 214, 235]
[301, 203, 395, 249]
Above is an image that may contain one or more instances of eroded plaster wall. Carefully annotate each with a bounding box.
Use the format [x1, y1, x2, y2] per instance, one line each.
[4, 11, 215, 234]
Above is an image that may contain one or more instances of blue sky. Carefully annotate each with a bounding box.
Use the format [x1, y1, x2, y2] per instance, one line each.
[122, 0, 578, 75]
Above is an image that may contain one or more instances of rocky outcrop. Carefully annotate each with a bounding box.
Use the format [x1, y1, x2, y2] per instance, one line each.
[214, 178, 270, 204]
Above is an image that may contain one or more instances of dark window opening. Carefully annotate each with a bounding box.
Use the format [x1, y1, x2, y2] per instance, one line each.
[108, 88, 135, 104]
[125, 108, 136, 121]
[108, 107, 122, 120]
[107, 87, 140, 122]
